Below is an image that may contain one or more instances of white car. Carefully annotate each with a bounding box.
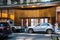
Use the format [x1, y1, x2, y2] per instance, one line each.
[12, 26, 22, 32]
[26, 23, 55, 34]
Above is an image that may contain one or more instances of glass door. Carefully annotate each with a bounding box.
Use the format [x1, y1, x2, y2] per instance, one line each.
[45, 18, 48, 23]
[31, 19, 38, 26]
[40, 18, 48, 23]
[21, 19, 28, 27]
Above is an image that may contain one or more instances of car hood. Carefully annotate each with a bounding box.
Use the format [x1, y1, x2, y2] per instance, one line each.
[28, 26, 35, 28]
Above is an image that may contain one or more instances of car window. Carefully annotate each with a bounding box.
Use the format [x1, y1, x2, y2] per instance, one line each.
[0, 22, 9, 27]
[0, 24, 1, 26]
[41, 23, 49, 26]
[36, 24, 40, 26]
[3, 23, 9, 26]
[0, 23, 3, 27]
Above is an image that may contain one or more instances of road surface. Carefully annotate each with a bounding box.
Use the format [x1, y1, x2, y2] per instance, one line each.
[2, 33, 60, 40]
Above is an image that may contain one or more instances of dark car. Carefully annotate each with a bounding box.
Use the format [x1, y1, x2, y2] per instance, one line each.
[0, 22, 12, 38]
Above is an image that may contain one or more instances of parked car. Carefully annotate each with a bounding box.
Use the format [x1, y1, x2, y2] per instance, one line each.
[12, 26, 25, 32]
[56, 28, 60, 34]
[12, 26, 21, 32]
[0, 22, 12, 38]
[26, 23, 55, 34]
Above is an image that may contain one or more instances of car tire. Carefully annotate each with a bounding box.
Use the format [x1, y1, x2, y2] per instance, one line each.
[28, 29, 33, 33]
[12, 27, 15, 32]
[4, 35, 8, 38]
[46, 29, 53, 34]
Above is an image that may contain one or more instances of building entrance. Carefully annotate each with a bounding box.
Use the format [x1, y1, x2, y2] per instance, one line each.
[20, 17, 49, 27]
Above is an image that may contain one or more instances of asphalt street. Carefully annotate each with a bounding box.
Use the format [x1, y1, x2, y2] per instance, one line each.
[1, 33, 60, 40]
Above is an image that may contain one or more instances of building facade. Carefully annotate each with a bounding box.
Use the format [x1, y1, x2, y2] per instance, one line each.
[0, 0, 60, 27]
[56, 6, 60, 26]
[0, 0, 59, 5]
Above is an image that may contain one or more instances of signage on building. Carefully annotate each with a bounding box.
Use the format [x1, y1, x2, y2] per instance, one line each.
[56, 7, 60, 12]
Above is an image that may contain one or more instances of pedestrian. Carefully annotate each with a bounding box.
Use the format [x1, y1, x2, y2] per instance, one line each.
[55, 22, 58, 33]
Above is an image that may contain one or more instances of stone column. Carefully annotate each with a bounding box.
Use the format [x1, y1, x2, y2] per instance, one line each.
[7, 0, 11, 5]
[27, 0, 30, 3]
[0, 0, 2, 5]
[20, 0, 23, 4]
[32, 0, 37, 2]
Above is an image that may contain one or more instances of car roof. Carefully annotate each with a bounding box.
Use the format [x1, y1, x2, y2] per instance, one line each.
[38, 23, 52, 25]
[39, 23, 51, 24]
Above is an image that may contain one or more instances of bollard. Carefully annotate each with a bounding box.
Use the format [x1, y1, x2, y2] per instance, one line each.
[50, 34, 57, 40]
[51, 34, 52, 39]
[50, 34, 53, 40]
[52, 34, 59, 40]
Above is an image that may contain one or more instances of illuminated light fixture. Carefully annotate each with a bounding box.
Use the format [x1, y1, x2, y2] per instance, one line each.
[31, 5, 36, 7]
[20, 6, 25, 8]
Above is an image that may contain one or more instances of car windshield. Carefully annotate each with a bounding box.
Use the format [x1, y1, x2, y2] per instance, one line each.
[41, 23, 50, 26]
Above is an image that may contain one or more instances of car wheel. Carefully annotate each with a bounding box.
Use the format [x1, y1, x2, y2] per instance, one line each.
[46, 29, 53, 34]
[12, 27, 15, 32]
[4, 35, 8, 38]
[28, 29, 33, 33]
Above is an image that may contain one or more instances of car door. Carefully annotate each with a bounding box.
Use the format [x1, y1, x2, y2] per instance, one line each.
[33, 24, 41, 31]
[40, 23, 49, 31]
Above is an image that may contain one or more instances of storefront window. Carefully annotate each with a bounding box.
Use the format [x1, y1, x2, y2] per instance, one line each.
[11, 0, 20, 4]
[20, 0, 23, 4]
[2, 10, 8, 18]
[0, 0, 3, 5]
[0, 10, 1, 17]
[0, 0, 60, 5]
[30, 0, 37, 3]
[23, 0, 27, 4]
[7, 0, 11, 5]
[10, 0, 60, 4]
[40, 19, 44, 23]
[26, 19, 28, 27]
[40, 18, 48, 23]
[3, 0, 7, 5]
[31, 19, 38, 26]
[9, 10, 14, 20]
[21, 0, 54, 4]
